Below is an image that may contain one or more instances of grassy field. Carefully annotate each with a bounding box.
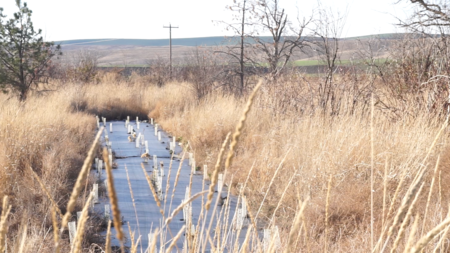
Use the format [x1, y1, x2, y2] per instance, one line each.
[0, 72, 449, 252]
[294, 58, 388, 66]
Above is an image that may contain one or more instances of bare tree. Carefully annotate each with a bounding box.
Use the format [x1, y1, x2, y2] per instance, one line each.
[310, 7, 347, 114]
[216, 0, 256, 94]
[403, 0, 450, 28]
[249, 0, 311, 80]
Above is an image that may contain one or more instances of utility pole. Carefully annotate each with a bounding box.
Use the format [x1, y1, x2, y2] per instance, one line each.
[163, 23, 179, 79]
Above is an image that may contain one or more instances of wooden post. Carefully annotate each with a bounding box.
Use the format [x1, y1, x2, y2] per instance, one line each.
[263, 228, 271, 252]
[102, 117, 106, 126]
[148, 233, 154, 252]
[136, 116, 139, 124]
[188, 153, 193, 166]
[160, 161, 165, 177]
[151, 118, 154, 125]
[183, 186, 190, 222]
[242, 196, 248, 218]
[153, 155, 157, 169]
[98, 160, 103, 173]
[155, 124, 158, 136]
[145, 141, 149, 154]
[235, 208, 243, 230]
[136, 134, 140, 148]
[157, 175, 163, 200]
[68, 221, 77, 245]
[203, 165, 208, 180]
[192, 160, 196, 175]
[105, 204, 110, 219]
[90, 191, 95, 210]
[273, 226, 281, 250]
[137, 121, 140, 130]
[93, 184, 99, 203]
[218, 173, 224, 193]
[127, 125, 131, 134]
[141, 134, 145, 145]
[158, 132, 161, 141]
[110, 123, 113, 133]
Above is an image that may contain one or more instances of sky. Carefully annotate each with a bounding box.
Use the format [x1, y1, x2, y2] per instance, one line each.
[0, 0, 414, 41]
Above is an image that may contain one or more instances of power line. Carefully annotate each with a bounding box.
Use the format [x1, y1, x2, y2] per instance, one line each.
[163, 23, 179, 79]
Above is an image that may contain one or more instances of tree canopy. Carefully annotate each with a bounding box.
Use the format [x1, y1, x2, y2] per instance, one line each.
[0, 0, 61, 100]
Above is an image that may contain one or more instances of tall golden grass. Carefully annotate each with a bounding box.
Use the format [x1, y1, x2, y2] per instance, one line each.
[0, 75, 450, 252]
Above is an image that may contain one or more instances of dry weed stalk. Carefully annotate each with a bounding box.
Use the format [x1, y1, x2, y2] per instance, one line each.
[324, 175, 332, 253]
[103, 147, 125, 252]
[205, 132, 231, 211]
[269, 171, 296, 222]
[29, 166, 63, 218]
[125, 165, 142, 243]
[254, 150, 290, 220]
[148, 228, 159, 253]
[421, 155, 440, 236]
[404, 217, 419, 252]
[283, 198, 309, 253]
[51, 206, 60, 253]
[390, 182, 425, 252]
[380, 168, 428, 253]
[165, 191, 208, 225]
[71, 192, 93, 253]
[169, 147, 187, 213]
[16, 222, 27, 253]
[61, 127, 103, 230]
[105, 220, 111, 253]
[0, 196, 11, 253]
[410, 207, 450, 253]
[370, 92, 374, 251]
[141, 163, 164, 216]
[165, 226, 185, 253]
[223, 80, 262, 171]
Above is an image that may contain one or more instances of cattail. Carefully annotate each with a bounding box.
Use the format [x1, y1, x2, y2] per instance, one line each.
[103, 148, 125, 252]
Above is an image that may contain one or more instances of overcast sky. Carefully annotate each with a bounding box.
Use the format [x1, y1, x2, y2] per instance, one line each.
[0, 0, 414, 41]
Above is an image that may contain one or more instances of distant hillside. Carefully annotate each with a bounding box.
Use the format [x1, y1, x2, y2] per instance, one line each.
[55, 33, 417, 48]
[53, 33, 411, 66]
[56, 37, 264, 47]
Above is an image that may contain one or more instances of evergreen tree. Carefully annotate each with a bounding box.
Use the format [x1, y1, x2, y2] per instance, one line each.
[0, 0, 61, 100]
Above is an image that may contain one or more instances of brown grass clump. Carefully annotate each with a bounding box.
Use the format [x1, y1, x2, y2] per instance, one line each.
[2, 72, 450, 252]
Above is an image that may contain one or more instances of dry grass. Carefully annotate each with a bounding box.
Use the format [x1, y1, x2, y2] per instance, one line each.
[1, 74, 450, 252]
